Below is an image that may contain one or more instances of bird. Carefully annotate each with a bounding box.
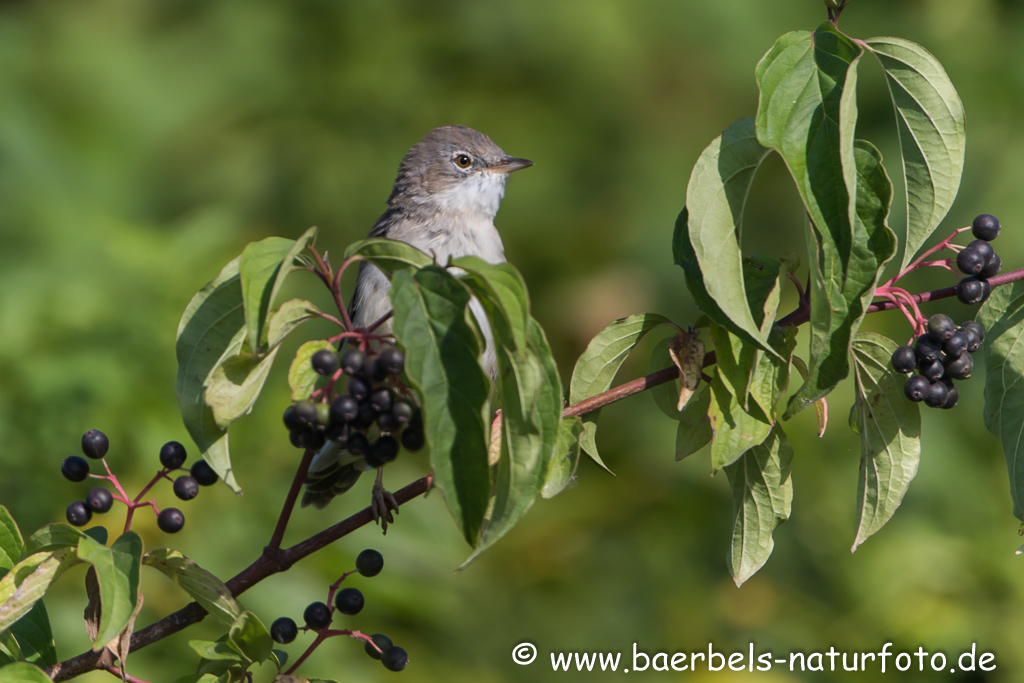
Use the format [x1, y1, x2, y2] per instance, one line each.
[301, 125, 533, 517]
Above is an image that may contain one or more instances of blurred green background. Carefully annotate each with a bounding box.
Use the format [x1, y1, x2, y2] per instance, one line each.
[2, 1, 1023, 681]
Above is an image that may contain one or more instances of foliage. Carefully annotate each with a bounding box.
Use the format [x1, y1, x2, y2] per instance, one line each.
[3, 3, 1024, 682]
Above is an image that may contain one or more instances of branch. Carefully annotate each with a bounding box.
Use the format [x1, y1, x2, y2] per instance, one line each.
[48, 266, 1024, 680]
[48, 475, 433, 682]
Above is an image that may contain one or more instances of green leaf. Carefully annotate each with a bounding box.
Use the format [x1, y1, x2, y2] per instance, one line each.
[755, 24, 862, 274]
[708, 322, 756, 405]
[143, 549, 242, 625]
[467, 318, 563, 565]
[979, 281, 1024, 519]
[452, 256, 530, 353]
[569, 313, 673, 472]
[190, 638, 248, 677]
[266, 298, 322, 349]
[23, 524, 83, 555]
[204, 347, 281, 430]
[175, 257, 245, 493]
[76, 532, 142, 651]
[783, 140, 896, 418]
[287, 339, 333, 402]
[227, 612, 273, 666]
[344, 237, 434, 275]
[707, 374, 773, 470]
[0, 508, 23, 571]
[681, 117, 777, 355]
[748, 325, 798, 420]
[723, 426, 794, 586]
[849, 332, 921, 551]
[5, 602, 56, 667]
[865, 37, 966, 270]
[390, 267, 491, 544]
[0, 662, 52, 682]
[0, 548, 79, 634]
[543, 417, 583, 499]
[648, 336, 683, 421]
[240, 236, 298, 353]
[452, 258, 564, 560]
[676, 385, 713, 461]
[83, 527, 108, 546]
[755, 23, 896, 420]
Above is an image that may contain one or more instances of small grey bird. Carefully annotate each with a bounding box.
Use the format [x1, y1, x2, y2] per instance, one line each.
[301, 125, 532, 512]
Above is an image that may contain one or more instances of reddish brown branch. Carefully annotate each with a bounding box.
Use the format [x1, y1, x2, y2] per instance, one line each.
[48, 475, 433, 681]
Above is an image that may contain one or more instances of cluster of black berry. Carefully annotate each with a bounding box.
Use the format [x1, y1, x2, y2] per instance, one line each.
[954, 214, 1002, 305]
[270, 549, 408, 672]
[284, 347, 424, 467]
[60, 430, 218, 533]
[891, 315, 984, 409]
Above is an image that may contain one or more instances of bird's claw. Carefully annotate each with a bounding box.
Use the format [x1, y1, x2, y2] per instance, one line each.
[370, 471, 399, 534]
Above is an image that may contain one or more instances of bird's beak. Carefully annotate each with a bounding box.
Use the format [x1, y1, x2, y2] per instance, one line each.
[489, 156, 533, 173]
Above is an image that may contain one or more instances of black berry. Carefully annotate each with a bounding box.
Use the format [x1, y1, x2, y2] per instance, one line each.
[979, 253, 1002, 280]
[923, 380, 949, 408]
[352, 402, 377, 430]
[348, 431, 370, 456]
[81, 430, 109, 460]
[340, 349, 366, 376]
[330, 395, 360, 424]
[972, 214, 1001, 241]
[914, 335, 943, 362]
[270, 617, 298, 644]
[366, 435, 400, 467]
[377, 348, 406, 376]
[159, 441, 188, 469]
[942, 383, 960, 409]
[968, 239, 995, 267]
[173, 476, 200, 501]
[356, 549, 384, 577]
[191, 460, 219, 486]
[66, 501, 92, 527]
[283, 404, 305, 431]
[85, 487, 113, 514]
[961, 320, 985, 347]
[325, 422, 349, 443]
[370, 387, 393, 414]
[401, 429, 425, 452]
[157, 508, 185, 533]
[946, 352, 973, 380]
[904, 375, 930, 402]
[391, 401, 415, 424]
[348, 376, 371, 401]
[956, 277, 991, 305]
[61, 456, 90, 482]
[943, 329, 969, 358]
[376, 412, 399, 433]
[335, 587, 364, 615]
[311, 349, 339, 376]
[926, 314, 956, 343]
[366, 357, 388, 383]
[382, 645, 409, 672]
[289, 428, 319, 449]
[365, 633, 393, 660]
[293, 400, 318, 425]
[303, 601, 332, 630]
[919, 358, 944, 382]
[956, 247, 986, 276]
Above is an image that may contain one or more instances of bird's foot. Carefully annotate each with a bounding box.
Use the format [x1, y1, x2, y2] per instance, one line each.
[370, 469, 399, 534]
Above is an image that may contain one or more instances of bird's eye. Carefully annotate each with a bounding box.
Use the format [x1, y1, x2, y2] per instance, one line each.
[453, 153, 472, 169]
